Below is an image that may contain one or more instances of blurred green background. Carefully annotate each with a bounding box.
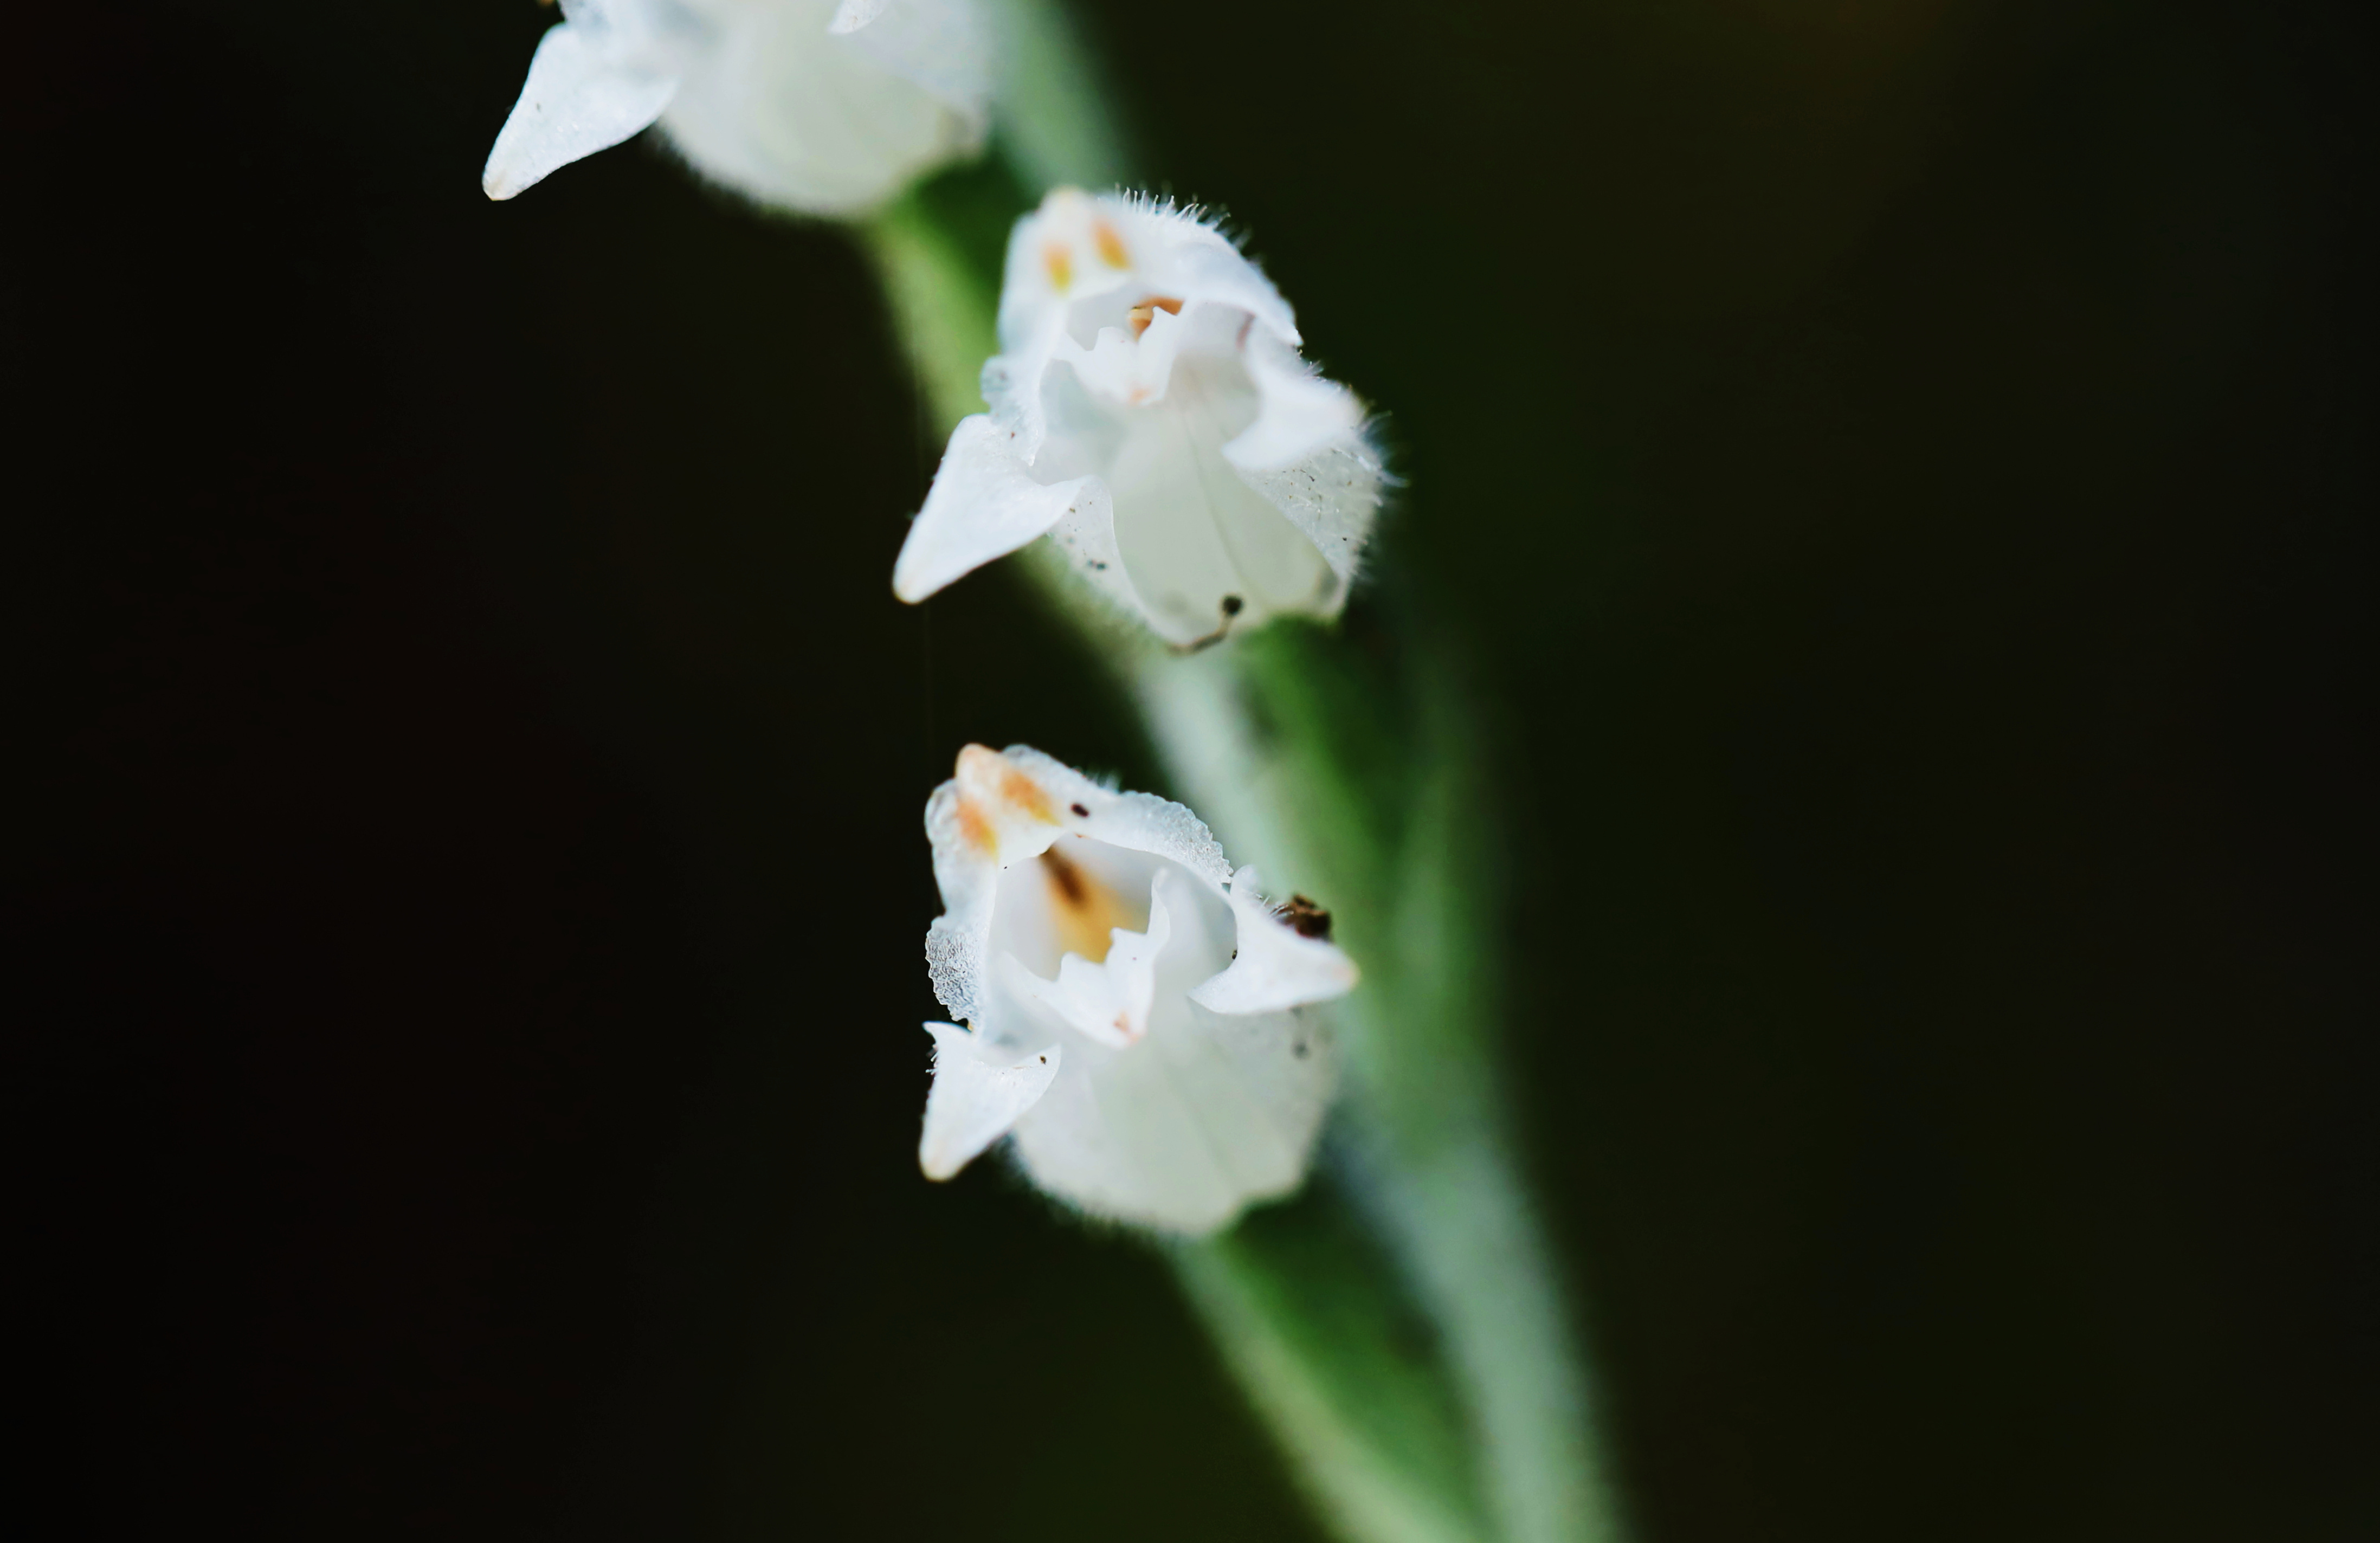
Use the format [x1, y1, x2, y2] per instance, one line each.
[10, 1, 2371, 1539]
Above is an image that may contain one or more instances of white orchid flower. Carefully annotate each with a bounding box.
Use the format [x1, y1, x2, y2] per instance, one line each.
[893, 189, 1386, 648]
[917, 744, 1357, 1234]
[483, 0, 989, 214]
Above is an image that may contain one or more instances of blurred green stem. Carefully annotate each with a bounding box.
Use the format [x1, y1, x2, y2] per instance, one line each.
[1143, 636, 1626, 1543]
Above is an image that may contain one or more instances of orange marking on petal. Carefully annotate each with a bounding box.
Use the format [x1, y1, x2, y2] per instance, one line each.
[1043, 241, 1074, 293]
[1092, 220, 1129, 269]
[1126, 295, 1183, 339]
[1040, 848, 1140, 965]
[998, 763, 1058, 824]
[955, 795, 996, 856]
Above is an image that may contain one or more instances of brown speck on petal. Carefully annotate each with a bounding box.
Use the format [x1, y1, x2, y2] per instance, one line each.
[1285, 895, 1333, 941]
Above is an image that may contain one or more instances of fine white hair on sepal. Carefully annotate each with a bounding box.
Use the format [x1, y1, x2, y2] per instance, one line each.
[483, 0, 988, 214]
[912, 744, 1357, 1233]
[892, 186, 1387, 648]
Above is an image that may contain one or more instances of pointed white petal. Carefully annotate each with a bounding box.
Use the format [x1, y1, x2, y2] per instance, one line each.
[1191, 867, 1360, 1016]
[894, 415, 1106, 603]
[919, 1022, 1060, 1180]
[483, 23, 678, 201]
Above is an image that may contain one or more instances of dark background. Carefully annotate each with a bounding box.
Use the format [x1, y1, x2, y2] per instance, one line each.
[8, 1, 2372, 1538]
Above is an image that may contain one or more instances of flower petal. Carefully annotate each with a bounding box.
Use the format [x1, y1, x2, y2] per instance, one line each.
[921, 745, 1229, 1025]
[483, 22, 679, 201]
[1008, 998, 1335, 1234]
[828, 0, 992, 121]
[998, 748, 1230, 883]
[1100, 369, 1343, 645]
[1128, 203, 1301, 349]
[894, 415, 1107, 603]
[1221, 328, 1367, 473]
[1041, 475, 1152, 622]
[1190, 867, 1361, 1016]
[918, 1022, 1060, 1180]
[657, 0, 983, 216]
[1231, 436, 1386, 590]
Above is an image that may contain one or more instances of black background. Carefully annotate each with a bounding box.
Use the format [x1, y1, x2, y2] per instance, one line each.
[9, 1, 2372, 1538]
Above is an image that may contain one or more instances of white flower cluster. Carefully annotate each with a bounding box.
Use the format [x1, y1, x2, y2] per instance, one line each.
[483, 11, 1383, 1234]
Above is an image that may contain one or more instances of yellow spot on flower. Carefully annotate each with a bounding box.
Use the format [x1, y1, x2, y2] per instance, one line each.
[1044, 242, 1074, 293]
[1092, 220, 1129, 269]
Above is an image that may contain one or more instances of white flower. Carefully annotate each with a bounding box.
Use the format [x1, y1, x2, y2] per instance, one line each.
[917, 744, 1357, 1234]
[483, 0, 989, 214]
[892, 189, 1385, 648]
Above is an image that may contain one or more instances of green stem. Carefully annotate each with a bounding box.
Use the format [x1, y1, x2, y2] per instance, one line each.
[1172, 1175, 1492, 1543]
[1139, 633, 1629, 1543]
